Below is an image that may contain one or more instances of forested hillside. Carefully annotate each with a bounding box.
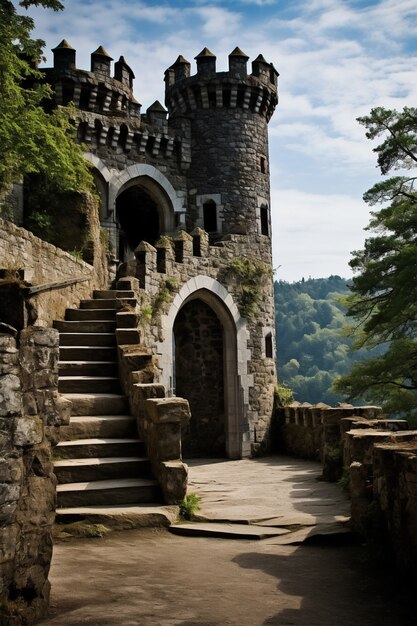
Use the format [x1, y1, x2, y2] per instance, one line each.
[274, 276, 368, 405]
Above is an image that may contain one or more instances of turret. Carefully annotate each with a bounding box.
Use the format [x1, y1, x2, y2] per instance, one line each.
[52, 39, 76, 71]
[114, 56, 134, 90]
[195, 48, 216, 77]
[228, 47, 249, 78]
[164, 48, 278, 239]
[91, 45, 112, 78]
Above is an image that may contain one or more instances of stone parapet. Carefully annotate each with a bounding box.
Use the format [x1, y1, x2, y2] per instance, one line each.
[275, 402, 383, 478]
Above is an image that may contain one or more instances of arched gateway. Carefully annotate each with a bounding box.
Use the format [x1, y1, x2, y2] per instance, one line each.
[157, 277, 251, 460]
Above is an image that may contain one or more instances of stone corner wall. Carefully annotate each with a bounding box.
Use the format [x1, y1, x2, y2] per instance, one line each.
[0, 211, 109, 328]
[0, 327, 70, 626]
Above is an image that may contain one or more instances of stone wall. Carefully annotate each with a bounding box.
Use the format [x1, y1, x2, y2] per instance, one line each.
[0, 217, 107, 328]
[372, 442, 417, 579]
[274, 401, 382, 479]
[276, 400, 417, 581]
[121, 229, 276, 456]
[0, 327, 69, 626]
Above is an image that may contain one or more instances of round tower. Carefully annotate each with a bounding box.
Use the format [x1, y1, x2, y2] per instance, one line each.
[164, 47, 278, 253]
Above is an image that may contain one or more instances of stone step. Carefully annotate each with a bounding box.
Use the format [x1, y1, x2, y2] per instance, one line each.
[54, 456, 151, 484]
[56, 478, 160, 508]
[59, 346, 117, 362]
[59, 361, 118, 377]
[61, 415, 137, 439]
[93, 290, 135, 299]
[55, 437, 145, 459]
[55, 504, 177, 529]
[59, 333, 116, 347]
[58, 376, 121, 394]
[62, 393, 129, 416]
[54, 320, 117, 334]
[80, 298, 136, 310]
[65, 308, 117, 321]
[53, 320, 116, 333]
[115, 329, 141, 345]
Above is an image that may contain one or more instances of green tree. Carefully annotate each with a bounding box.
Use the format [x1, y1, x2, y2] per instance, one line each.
[334, 107, 417, 422]
[0, 0, 92, 203]
[275, 276, 367, 405]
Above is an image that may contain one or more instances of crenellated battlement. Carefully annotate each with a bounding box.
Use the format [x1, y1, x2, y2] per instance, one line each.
[164, 47, 278, 121]
[44, 40, 141, 122]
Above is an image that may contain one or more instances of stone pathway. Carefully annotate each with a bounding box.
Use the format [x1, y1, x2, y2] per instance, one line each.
[170, 456, 350, 541]
[39, 456, 414, 626]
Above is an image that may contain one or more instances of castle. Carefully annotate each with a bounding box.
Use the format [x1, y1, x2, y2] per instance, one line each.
[38, 41, 279, 458]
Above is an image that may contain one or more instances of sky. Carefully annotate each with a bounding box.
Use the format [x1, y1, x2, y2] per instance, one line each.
[25, 0, 417, 282]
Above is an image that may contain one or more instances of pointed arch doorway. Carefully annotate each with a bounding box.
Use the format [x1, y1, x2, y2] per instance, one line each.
[172, 288, 242, 459]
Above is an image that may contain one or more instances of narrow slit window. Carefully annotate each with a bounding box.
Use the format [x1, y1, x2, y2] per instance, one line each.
[260, 156, 266, 173]
[203, 200, 217, 232]
[260, 205, 269, 236]
[265, 333, 273, 358]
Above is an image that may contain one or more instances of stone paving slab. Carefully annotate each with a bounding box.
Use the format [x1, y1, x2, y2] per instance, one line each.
[186, 455, 350, 526]
[170, 522, 292, 540]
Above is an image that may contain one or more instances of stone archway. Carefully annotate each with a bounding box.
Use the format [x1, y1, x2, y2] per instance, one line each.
[174, 298, 225, 457]
[116, 184, 161, 261]
[157, 277, 251, 459]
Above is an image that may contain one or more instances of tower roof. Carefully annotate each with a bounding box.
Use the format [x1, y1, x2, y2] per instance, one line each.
[195, 47, 216, 59]
[147, 100, 167, 113]
[229, 47, 249, 60]
[92, 45, 113, 60]
[52, 39, 74, 51]
[253, 54, 268, 64]
[116, 55, 135, 78]
[171, 55, 190, 67]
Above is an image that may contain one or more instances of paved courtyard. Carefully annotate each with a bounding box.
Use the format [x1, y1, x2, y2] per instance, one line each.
[40, 457, 414, 626]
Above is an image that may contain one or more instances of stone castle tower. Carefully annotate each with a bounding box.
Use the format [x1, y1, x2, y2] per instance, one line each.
[43, 41, 279, 458]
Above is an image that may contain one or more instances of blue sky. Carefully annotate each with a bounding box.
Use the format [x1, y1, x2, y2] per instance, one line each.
[26, 0, 417, 281]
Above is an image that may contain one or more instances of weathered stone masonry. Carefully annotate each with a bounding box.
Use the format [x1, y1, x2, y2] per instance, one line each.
[34, 42, 279, 457]
[0, 327, 70, 625]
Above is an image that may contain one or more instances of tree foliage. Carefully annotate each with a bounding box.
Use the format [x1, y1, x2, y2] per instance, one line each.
[275, 276, 373, 405]
[0, 0, 92, 201]
[334, 107, 417, 422]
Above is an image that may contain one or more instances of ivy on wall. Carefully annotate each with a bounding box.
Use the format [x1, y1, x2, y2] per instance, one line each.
[224, 256, 272, 320]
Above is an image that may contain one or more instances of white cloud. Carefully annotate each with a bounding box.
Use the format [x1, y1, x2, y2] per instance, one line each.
[271, 188, 369, 280]
[25, 0, 417, 281]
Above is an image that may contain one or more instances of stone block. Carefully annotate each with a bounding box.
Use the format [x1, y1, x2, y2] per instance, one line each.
[0, 524, 19, 563]
[150, 422, 182, 461]
[160, 460, 188, 503]
[13, 415, 43, 447]
[0, 374, 22, 416]
[145, 397, 191, 425]
[20, 326, 59, 348]
[0, 456, 23, 483]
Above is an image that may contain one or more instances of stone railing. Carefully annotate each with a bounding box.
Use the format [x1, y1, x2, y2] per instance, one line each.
[115, 277, 190, 504]
[0, 326, 69, 626]
[274, 402, 382, 480]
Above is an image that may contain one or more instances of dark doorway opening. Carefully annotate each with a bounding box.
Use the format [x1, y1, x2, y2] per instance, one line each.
[116, 186, 160, 262]
[174, 298, 225, 457]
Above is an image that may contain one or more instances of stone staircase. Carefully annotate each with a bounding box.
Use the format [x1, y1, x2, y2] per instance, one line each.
[53, 289, 166, 524]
